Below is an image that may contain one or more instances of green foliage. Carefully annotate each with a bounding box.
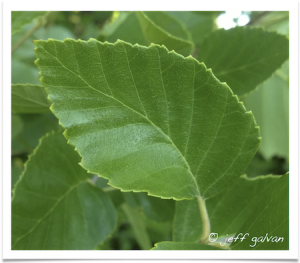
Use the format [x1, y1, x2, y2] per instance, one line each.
[197, 27, 289, 97]
[12, 133, 117, 249]
[173, 174, 284, 243]
[10, 11, 289, 251]
[231, 173, 289, 250]
[12, 84, 51, 113]
[11, 11, 48, 35]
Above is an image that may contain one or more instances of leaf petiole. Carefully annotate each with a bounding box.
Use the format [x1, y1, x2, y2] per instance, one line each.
[197, 195, 211, 243]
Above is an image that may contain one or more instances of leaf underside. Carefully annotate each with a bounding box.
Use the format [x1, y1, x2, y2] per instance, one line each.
[34, 39, 260, 200]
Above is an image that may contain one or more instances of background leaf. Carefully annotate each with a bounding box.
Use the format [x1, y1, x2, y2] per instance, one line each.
[136, 11, 194, 56]
[121, 203, 152, 250]
[231, 173, 288, 250]
[106, 12, 148, 46]
[11, 11, 48, 35]
[11, 157, 24, 191]
[243, 60, 289, 159]
[11, 113, 61, 154]
[12, 84, 51, 113]
[197, 27, 289, 97]
[106, 11, 194, 56]
[167, 11, 219, 46]
[12, 133, 117, 250]
[34, 39, 260, 200]
[173, 174, 281, 243]
[123, 191, 175, 223]
[11, 114, 23, 139]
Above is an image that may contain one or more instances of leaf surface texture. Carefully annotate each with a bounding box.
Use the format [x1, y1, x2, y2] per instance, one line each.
[34, 39, 260, 200]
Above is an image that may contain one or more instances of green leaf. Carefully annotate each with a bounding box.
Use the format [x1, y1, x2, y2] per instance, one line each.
[250, 11, 289, 37]
[12, 133, 117, 250]
[123, 192, 175, 223]
[12, 113, 61, 154]
[12, 84, 51, 113]
[167, 11, 219, 45]
[136, 11, 194, 56]
[11, 114, 23, 139]
[152, 241, 222, 250]
[11, 59, 40, 85]
[243, 60, 289, 159]
[107, 12, 194, 56]
[231, 173, 289, 250]
[173, 174, 281, 243]
[11, 11, 48, 35]
[107, 12, 148, 46]
[121, 203, 152, 250]
[11, 158, 24, 191]
[197, 27, 289, 97]
[34, 39, 260, 200]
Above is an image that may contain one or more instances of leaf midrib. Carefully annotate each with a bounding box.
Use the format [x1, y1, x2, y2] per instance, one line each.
[38, 41, 201, 197]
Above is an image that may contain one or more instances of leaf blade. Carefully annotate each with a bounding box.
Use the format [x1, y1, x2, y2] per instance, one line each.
[136, 11, 194, 56]
[12, 84, 51, 113]
[230, 173, 289, 250]
[197, 27, 289, 96]
[11, 11, 48, 35]
[173, 174, 283, 243]
[34, 39, 260, 200]
[12, 133, 117, 250]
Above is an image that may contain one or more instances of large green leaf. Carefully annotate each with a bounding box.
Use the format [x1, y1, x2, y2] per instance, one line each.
[197, 27, 289, 97]
[243, 60, 289, 159]
[173, 174, 281, 243]
[11, 11, 48, 35]
[12, 133, 117, 249]
[231, 173, 289, 250]
[12, 84, 51, 113]
[152, 241, 222, 250]
[34, 39, 260, 200]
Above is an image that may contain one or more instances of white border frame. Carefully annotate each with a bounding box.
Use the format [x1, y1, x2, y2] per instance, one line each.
[2, 0, 299, 260]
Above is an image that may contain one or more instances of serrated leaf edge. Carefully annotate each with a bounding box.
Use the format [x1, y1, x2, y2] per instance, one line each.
[33, 38, 261, 201]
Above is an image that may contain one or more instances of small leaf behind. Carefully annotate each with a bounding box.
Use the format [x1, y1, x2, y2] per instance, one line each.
[12, 84, 51, 113]
[197, 27, 289, 97]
